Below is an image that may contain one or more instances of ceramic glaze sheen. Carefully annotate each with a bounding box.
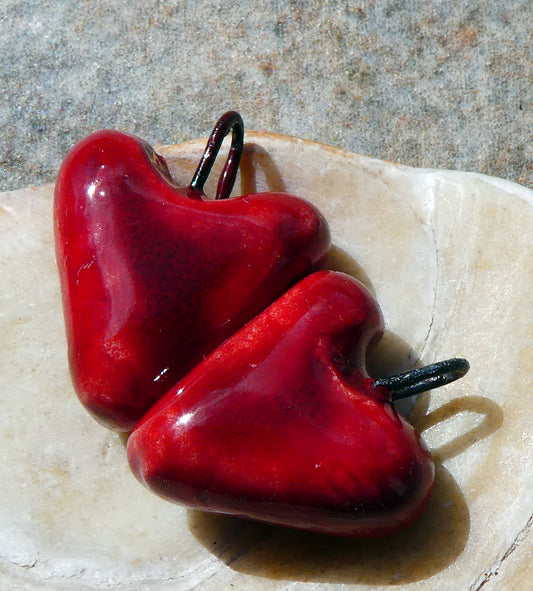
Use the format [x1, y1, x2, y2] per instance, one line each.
[128, 271, 435, 537]
[54, 130, 330, 431]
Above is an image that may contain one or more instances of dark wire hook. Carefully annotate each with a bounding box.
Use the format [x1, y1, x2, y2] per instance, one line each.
[189, 111, 244, 200]
[373, 358, 470, 401]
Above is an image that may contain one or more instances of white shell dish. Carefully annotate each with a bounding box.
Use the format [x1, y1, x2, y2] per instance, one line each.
[0, 132, 531, 590]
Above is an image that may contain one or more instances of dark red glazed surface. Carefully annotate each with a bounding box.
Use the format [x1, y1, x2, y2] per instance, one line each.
[128, 271, 435, 537]
[54, 130, 330, 430]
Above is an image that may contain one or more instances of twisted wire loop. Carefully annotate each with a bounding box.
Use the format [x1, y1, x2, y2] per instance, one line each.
[373, 358, 470, 401]
[190, 111, 244, 200]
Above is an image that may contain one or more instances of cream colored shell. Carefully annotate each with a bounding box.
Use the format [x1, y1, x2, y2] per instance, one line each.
[0, 132, 531, 590]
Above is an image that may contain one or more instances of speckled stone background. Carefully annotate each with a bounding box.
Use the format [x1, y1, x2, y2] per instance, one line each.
[0, 0, 532, 191]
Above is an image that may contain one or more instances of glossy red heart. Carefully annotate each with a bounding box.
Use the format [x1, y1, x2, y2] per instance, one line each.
[127, 271, 435, 537]
[54, 114, 330, 430]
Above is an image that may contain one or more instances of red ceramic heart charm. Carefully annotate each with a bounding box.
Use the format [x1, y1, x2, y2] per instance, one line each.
[55, 113, 330, 430]
[127, 271, 435, 537]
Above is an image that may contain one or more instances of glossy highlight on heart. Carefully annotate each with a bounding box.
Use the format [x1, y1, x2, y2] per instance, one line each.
[127, 271, 436, 538]
[54, 112, 330, 431]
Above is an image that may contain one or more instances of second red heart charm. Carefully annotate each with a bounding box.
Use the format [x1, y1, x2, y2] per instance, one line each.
[127, 271, 435, 537]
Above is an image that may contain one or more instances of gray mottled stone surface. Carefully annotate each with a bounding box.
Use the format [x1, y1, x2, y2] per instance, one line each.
[0, 0, 532, 191]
